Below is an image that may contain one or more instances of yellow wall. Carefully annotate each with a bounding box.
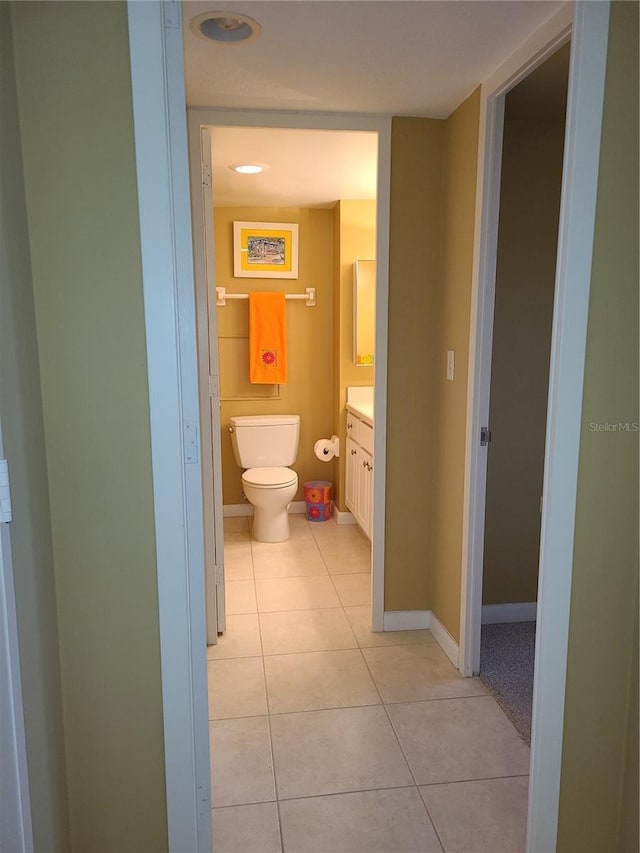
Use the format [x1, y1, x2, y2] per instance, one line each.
[11, 3, 168, 850]
[385, 118, 444, 609]
[618, 601, 638, 853]
[215, 207, 335, 504]
[354, 260, 376, 362]
[428, 89, 481, 637]
[483, 115, 565, 605]
[557, 2, 639, 849]
[0, 4, 69, 847]
[385, 96, 479, 621]
[332, 200, 376, 509]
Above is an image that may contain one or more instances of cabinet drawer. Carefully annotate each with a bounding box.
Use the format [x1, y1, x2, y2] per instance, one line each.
[357, 419, 374, 454]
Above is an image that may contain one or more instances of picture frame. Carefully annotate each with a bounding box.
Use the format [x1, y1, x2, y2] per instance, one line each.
[233, 221, 299, 279]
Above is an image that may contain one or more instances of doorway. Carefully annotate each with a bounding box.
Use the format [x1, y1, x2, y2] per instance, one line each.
[209, 125, 379, 640]
[478, 45, 570, 744]
[187, 111, 392, 644]
[457, 4, 611, 850]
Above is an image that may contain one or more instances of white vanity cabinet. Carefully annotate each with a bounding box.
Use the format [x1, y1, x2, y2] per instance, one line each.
[345, 406, 374, 539]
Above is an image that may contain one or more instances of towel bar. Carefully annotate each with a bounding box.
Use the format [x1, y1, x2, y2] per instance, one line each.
[216, 286, 316, 307]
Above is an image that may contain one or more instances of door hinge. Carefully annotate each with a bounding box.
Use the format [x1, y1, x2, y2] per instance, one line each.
[215, 564, 224, 585]
[162, 0, 181, 29]
[0, 460, 12, 523]
[480, 427, 492, 446]
[202, 162, 212, 189]
[209, 374, 219, 398]
[183, 420, 199, 464]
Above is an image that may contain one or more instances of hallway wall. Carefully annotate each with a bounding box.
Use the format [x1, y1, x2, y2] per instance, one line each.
[384, 92, 480, 624]
[11, 3, 168, 850]
[429, 88, 481, 639]
[557, 2, 639, 848]
[385, 117, 444, 611]
[0, 3, 69, 848]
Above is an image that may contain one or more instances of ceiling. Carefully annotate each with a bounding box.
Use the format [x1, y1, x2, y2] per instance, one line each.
[183, 1, 565, 117]
[185, 0, 567, 208]
[210, 127, 378, 207]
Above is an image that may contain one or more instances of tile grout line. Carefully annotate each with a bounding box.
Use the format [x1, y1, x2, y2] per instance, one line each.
[357, 639, 448, 849]
[417, 785, 448, 853]
[211, 782, 460, 810]
[344, 576, 450, 849]
[268, 516, 362, 851]
[208, 775, 528, 813]
[230, 783, 422, 806]
[383, 708, 447, 851]
[218, 519, 264, 834]
[417, 773, 532, 853]
[250, 523, 286, 853]
[209, 635, 439, 661]
[419, 773, 531, 788]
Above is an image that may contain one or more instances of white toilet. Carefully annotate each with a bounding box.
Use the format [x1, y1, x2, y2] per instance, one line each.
[229, 414, 300, 542]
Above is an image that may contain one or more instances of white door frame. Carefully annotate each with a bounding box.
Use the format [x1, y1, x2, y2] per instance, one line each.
[458, 3, 611, 852]
[192, 125, 225, 645]
[187, 108, 391, 634]
[0, 446, 34, 853]
[458, 0, 573, 678]
[127, 3, 212, 851]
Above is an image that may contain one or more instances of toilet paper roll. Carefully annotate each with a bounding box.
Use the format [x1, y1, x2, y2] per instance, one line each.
[314, 436, 339, 461]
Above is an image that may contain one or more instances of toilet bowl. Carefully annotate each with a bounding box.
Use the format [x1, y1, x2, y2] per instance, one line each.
[242, 466, 298, 542]
[229, 414, 301, 542]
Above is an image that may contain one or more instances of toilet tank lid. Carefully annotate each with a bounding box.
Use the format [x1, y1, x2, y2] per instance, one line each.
[230, 415, 299, 428]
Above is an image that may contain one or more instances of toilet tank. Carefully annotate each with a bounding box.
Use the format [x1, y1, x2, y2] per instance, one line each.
[230, 415, 300, 468]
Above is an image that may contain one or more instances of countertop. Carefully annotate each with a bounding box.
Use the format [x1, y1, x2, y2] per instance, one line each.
[346, 401, 374, 426]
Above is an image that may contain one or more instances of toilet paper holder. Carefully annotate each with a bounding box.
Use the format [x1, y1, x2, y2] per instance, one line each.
[314, 435, 340, 461]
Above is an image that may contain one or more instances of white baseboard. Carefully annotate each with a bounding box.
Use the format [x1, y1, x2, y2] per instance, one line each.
[481, 602, 537, 624]
[383, 610, 460, 670]
[427, 611, 460, 669]
[335, 508, 356, 525]
[223, 502, 306, 517]
[223, 504, 253, 517]
[383, 610, 430, 631]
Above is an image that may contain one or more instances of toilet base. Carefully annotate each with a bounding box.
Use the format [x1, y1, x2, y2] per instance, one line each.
[251, 505, 291, 542]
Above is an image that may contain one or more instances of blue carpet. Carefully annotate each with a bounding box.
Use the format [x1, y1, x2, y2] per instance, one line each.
[479, 621, 536, 745]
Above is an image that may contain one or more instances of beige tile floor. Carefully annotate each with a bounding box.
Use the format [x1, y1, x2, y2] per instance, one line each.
[209, 514, 530, 853]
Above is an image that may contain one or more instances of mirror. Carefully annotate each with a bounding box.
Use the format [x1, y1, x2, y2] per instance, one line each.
[353, 260, 376, 366]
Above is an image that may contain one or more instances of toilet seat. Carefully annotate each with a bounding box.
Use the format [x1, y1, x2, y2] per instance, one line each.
[242, 466, 297, 489]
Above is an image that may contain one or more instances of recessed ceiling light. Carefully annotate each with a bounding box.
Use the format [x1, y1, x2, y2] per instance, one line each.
[190, 11, 261, 45]
[231, 164, 264, 174]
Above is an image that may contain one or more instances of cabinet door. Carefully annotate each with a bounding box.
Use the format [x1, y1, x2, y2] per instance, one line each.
[345, 437, 358, 513]
[365, 451, 373, 537]
[355, 446, 373, 539]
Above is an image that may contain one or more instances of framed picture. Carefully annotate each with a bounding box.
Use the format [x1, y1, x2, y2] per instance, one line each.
[233, 221, 299, 279]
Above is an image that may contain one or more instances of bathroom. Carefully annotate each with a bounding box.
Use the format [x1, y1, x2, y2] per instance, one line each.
[211, 126, 378, 588]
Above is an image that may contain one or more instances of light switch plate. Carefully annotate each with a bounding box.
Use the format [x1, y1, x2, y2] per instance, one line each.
[447, 349, 455, 381]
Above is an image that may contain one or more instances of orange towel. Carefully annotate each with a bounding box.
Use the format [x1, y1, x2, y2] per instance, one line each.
[249, 292, 288, 384]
